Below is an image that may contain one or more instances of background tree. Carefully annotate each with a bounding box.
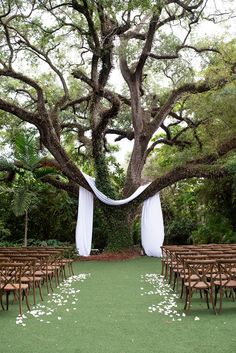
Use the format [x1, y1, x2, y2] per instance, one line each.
[0, 0, 236, 250]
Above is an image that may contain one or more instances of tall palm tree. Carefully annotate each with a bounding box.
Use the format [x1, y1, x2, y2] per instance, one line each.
[0, 132, 59, 246]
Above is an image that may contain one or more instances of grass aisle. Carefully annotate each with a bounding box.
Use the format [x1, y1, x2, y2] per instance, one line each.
[0, 257, 236, 353]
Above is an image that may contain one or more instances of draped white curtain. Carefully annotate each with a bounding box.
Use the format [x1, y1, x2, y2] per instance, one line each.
[76, 173, 164, 257]
[141, 193, 164, 257]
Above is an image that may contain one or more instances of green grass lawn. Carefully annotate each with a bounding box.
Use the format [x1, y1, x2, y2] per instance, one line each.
[1, 257, 236, 353]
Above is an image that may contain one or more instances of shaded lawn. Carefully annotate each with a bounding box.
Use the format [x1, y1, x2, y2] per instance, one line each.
[0, 257, 236, 353]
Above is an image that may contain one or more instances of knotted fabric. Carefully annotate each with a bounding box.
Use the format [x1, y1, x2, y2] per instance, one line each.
[76, 173, 164, 257]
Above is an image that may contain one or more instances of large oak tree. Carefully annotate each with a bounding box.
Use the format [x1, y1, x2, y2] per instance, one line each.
[0, 0, 236, 249]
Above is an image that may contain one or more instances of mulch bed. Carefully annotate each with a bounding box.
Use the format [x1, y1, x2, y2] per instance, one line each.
[77, 248, 142, 261]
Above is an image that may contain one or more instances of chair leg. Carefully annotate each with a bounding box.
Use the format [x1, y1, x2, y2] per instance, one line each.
[214, 286, 219, 307]
[184, 287, 189, 310]
[33, 281, 36, 306]
[180, 279, 184, 299]
[45, 276, 49, 293]
[169, 268, 173, 284]
[210, 288, 216, 314]
[204, 290, 209, 309]
[219, 286, 223, 314]
[173, 273, 177, 290]
[187, 288, 192, 310]
[161, 260, 164, 275]
[230, 289, 235, 301]
[38, 282, 43, 302]
[48, 274, 54, 292]
[60, 266, 65, 281]
[24, 289, 30, 312]
[19, 289, 22, 316]
[0, 292, 5, 310]
[54, 269, 59, 287]
[6, 291, 10, 310]
[176, 274, 180, 291]
[70, 262, 74, 276]
[164, 263, 168, 279]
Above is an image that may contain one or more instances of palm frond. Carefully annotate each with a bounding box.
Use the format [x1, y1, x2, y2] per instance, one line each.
[0, 158, 16, 172]
[33, 167, 61, 179]
[0, 159, 17, 183]
[14, 133, 40, 170]
[12, 187, 36, 216]
[0, 185, 12, 194]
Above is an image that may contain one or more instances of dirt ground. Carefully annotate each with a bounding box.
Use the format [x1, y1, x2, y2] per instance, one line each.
[77, 247, 142, 261]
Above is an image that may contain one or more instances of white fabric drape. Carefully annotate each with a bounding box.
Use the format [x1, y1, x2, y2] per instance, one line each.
[75, 186, 94, 257]
[82, 172, 150, 205]
[141, 193, 164, 257]
[76, 173, 164, 257]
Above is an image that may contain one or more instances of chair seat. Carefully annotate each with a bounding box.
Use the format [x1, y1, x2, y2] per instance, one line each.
[212, 274, 228, 280]
[184, 281, 210, 289]
[61, 259, 73, 263]
[214, 280, 236, 287]
[34, 270, 45, 276]
[35, 270, 53, 276]
[21, 276, 42, 282]
[181, 274, 199, 280]
[1, 283, 29, 291]
[47, 266, 60, 270]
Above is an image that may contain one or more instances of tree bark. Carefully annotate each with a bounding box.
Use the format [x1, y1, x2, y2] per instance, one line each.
[24, 209, 28, 247]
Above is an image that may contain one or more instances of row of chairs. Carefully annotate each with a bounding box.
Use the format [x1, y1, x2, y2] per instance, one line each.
[0, 246, 74, 316]
[161, 244, 236, 313]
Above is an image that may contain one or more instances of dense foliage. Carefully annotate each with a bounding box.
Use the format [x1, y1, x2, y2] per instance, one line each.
[0, 1, 236, 249]
[161, 177, 236, 245]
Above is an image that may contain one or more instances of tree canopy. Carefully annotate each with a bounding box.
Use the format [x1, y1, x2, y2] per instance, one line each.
[0, 0, 236, 249]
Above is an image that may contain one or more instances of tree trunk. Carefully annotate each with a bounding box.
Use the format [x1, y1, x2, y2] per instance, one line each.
[98, 203, 139, 251]
[24, 209, 28, 247]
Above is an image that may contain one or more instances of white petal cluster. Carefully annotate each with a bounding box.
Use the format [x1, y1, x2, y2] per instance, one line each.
[141, 273, 184, 322]
[15, 273, 90, 327]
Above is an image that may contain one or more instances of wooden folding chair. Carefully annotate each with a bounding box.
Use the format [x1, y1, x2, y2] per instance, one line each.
[0, 262, 30, 316]
[183, 259, 216, 313]
[11, 257, 44, 306]
[214, 259, 236, 313]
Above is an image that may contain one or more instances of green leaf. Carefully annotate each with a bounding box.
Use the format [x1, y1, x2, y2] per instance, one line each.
[14, 133, 40, 170]
[12, 187, 37, 216]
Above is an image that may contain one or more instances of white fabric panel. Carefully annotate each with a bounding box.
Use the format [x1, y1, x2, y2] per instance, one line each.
[76, 173, 164, 257]
[82, 172, 150, 205]
[141, 193, 164, 257]
[75, 186, 94, 257]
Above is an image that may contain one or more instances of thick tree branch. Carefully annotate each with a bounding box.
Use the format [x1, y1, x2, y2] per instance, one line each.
[137, 164, 228, 203]
[72, 69, 94, 88]
[150, 80, 225, 131]
[135, 13, 159, 79]
[119, 39, 132, 83]
[0, 97, 39, 124]
[71, 0, 100, 50]
[167, 0, 204, 12]
[40, 175, 80, 195]
[145, 134, 191, 158]
[14, 30, 69, 105]
[188, 136, 236, 166]
[105, 128, 134, 142]
[136, 135, 236, 203]
[94, 90, 121, 134]
[61, 94, 91, 111]
[0, 68, 45, 109]
[149, 45, 220, 61]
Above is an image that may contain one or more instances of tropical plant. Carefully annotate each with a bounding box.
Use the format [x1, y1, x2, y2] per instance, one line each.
[0, 131, 61, 246]
[0, 1, 235, 249]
